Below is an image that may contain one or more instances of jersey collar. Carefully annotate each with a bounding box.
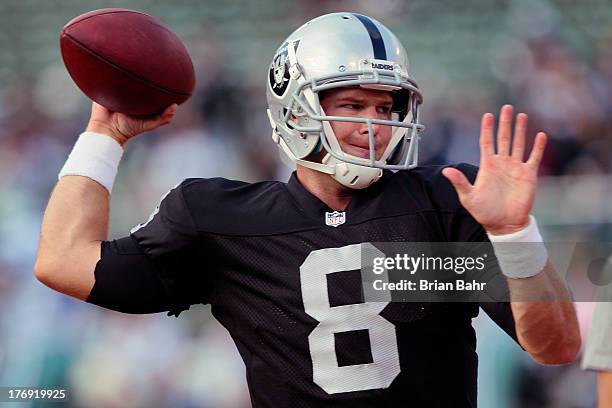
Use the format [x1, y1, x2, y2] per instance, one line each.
[285, 171, 392, 219]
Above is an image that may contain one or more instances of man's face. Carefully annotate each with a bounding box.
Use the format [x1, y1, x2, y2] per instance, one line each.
[319, 87, 394, 160]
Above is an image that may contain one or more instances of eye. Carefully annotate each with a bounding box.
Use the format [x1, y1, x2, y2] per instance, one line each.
[341, 103, 362, 110]
[377, 105, 393, 115]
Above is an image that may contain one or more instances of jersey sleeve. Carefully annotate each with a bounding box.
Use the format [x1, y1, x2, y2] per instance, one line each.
[87, 236, 174, 314]
[88, 181, 216, 317]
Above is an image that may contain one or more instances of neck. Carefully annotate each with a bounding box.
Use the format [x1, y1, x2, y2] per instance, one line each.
[295, 165, 353, 211]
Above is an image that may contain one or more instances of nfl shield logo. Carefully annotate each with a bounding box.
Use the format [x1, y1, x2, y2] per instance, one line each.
[325, 211, 346, 227]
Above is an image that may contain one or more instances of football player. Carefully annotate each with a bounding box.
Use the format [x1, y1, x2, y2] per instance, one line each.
[35, 13, 580, 406]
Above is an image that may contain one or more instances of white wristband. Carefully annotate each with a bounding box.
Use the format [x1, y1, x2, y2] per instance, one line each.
[486, 215, 548, 279]
[58, 131, 124, 193]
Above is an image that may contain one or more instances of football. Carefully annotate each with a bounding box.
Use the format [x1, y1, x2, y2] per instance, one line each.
[60, 8, 195, 116]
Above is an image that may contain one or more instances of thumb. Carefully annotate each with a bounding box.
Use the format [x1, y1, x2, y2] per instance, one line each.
[442, 167, 473, 199]
[90, 102, 113, 121]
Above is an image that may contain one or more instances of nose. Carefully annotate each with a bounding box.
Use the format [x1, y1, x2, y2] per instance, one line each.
[358, 106, 384, 137]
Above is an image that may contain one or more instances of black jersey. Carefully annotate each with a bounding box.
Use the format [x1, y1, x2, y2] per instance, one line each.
[88, 164, 519, 408]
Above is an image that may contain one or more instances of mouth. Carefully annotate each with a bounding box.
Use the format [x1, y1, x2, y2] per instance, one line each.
[344, 144, 377, 160]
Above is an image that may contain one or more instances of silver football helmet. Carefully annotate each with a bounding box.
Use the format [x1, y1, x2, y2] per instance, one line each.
[266, 12, 424, 189]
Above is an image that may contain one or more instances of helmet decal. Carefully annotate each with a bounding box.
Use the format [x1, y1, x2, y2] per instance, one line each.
[269, 40, 300, 97]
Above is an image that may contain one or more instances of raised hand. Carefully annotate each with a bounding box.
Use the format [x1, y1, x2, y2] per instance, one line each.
[86, 102, 178, 146]
[442, 105, 547, 235]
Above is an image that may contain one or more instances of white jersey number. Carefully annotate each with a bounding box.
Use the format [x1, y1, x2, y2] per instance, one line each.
[300, 243, 400, 394]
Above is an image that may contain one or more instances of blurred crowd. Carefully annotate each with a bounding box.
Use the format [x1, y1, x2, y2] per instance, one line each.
[1, 0, 611, 406]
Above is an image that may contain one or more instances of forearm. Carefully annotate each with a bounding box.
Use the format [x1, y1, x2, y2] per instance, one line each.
[35, 103, 175, 301]
[35, 176, 109, 300]
[508, 261, 581, 364]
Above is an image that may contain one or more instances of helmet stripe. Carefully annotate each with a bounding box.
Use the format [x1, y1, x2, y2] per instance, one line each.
[353, 14, 387, 60]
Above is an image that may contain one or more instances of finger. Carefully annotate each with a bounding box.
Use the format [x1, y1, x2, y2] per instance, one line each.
[160, 104, 178, 125]
[511, 113, 528, 161]
[142, 104, 178, 131]
[442, 167, 474, 200]
[163, 103, 178, 116]
[527, 132, 547, 169]
[480, 113, 495, 158]
[496, 104, 513, 156]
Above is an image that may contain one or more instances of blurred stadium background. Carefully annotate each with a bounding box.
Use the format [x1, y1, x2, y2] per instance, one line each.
[1, 0, 611, 406]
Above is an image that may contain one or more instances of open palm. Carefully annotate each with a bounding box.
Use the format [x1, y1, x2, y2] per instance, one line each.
[442, 105, 547, 235]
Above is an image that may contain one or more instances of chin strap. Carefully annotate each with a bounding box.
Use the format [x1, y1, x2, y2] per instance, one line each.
[322, 153, 383, 189]
[295, 157, 335, 174]
[297, 154, 382, 189]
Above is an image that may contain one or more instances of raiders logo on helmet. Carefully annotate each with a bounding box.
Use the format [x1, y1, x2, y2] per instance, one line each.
[269, 40, 300, 97]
